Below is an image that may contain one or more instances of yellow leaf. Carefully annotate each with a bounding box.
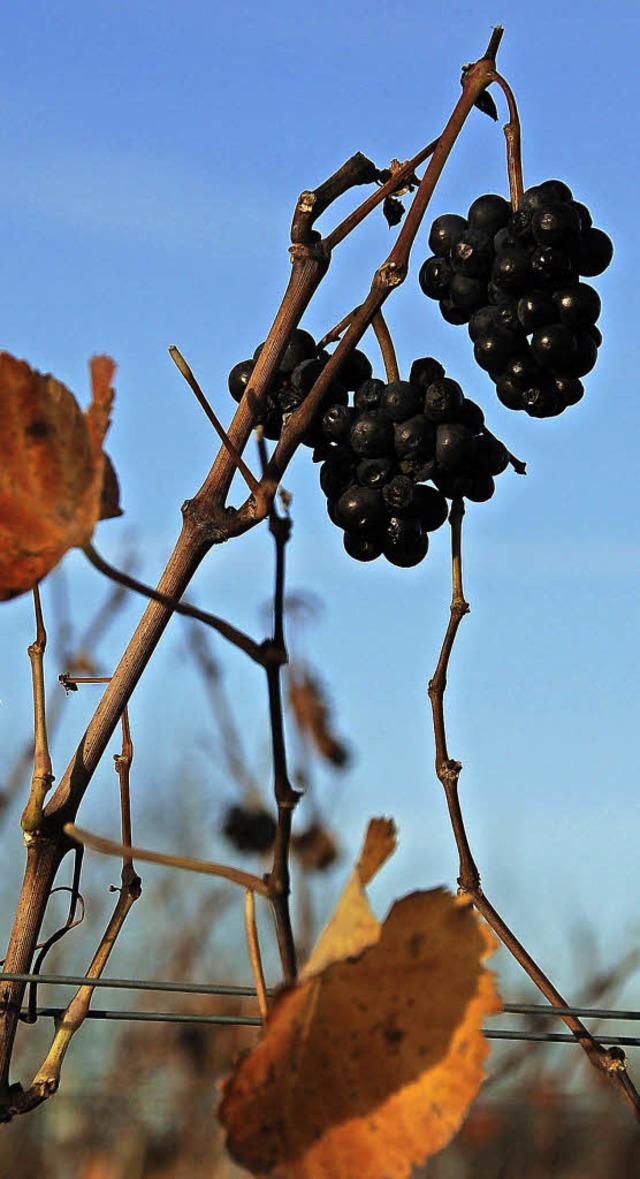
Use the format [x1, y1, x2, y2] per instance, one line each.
[0, 352, 121, 600]
[218, 820, 500, 1178]
[302, 817, 396, 978]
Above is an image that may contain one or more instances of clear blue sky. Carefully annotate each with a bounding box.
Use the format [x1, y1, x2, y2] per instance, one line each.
[1, 0, 639, 1016]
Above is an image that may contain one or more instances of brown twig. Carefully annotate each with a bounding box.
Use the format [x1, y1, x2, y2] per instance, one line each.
[323, 140, 439, 252]
[64, 825, 270, 896]
[169, 345, 261, 495]
[21, 588, 55, 834]
[317, 306, 362, 351]
[82, 542, 265, 665]
[245, 890, 269, 1024]
[4, 713, 144, 1118]
[428, 493, 640, 1119]
[257, 444, 300, 985]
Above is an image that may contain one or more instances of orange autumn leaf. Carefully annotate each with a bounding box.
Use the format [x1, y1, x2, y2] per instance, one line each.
[218, 819, 500, 1178]
[0, 352, 122, 600]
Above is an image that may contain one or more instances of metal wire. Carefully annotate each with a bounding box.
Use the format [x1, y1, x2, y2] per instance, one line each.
[2, 972, 639, 1046]
[0, 971, 263, 997]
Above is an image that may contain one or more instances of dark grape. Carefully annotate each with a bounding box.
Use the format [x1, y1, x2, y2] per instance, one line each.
[411, 485, 449, 531]
[382, 380, 422, 421]
[554, 374, 584, 407]
[502, 350, 541, 390]
[530, 245, 575, 287]
[521, 381, 561, 417]
[554, 283, 601, 329]
[350, 410, 394, 457]
[319, 453, 355, 499]
[423, 377, 465, 422]
[383, 516, 430, 567]
[474, 433, 509, 476]
[343, 532, 382, 562]
[571, 201, 592, 232]
[561, 331, 599, 377]
[473, 328, 520, 372]
[354, 377, 386, 411]
[491, 249, 531, 293]
[494, 224, 525, 254]
[468, 306, 499, 341]
[418, 255, 453, 299]
[333, 348, 373, 391]
[428, 213, 467, 255]
[439, 297, 470, 325]
[408, 356, 446, 392]
[531, 203, 582, 247]
[449, 273, 489, 312]
[291, 357, 325, 395]
[356, 457, 395, 488]
[458, 398, 485, 431]
[436, 422, 477, 472]
[335, 486, 385, 535]
[322, 404, 355, 444]
[450, 229, 493, 278]
[465, 472, 496, 502]
[490, 295, 521, 333]
[382, 475, 414, 512]
[517, 290, 558, 333]
[280, 329, 317, 373]
[530, 324, 577, 369]
[228, 358, 255, 403]
[394, 415, 435, 461]
[496, 375, 525, 410]
[467, 193, 512, 236]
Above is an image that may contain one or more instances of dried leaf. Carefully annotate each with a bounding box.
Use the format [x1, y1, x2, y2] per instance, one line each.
[219, 819, 500, 1178]
[0, 352, 121, 600]
[292, 823, 339, 873]
[288, 666, 350, 768]
[383, 195, 405, 227]
[474, 90, 499, 121]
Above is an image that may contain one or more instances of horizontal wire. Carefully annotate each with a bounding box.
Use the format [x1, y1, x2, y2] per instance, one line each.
[20, 1007, 263, 1027]
[18, 1006, 640, 1045]
[486, 1029, 640, 1046]
[2, 974, 639, 1023]
[501, 1003, 640, 1021]
[4, 975, 640, 1044]
[0, 971, 264, 997]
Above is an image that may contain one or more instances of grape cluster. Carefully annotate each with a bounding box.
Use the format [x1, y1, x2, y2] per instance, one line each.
[316, 357, 512, 567]
[227, 328, 371, 445]
[228, 340, 513, 569]
[418, 181, 613, 418]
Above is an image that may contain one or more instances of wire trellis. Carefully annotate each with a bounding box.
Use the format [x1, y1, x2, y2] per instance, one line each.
[2, 971, 640, 1046]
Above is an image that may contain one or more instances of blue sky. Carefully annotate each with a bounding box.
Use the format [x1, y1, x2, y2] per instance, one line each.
[1, 0, 639, 1021]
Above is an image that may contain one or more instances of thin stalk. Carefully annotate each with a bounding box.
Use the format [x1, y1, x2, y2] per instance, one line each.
[21, 588, 55, 833]
[428, 492, 640, 1118]
[372, 309, 399, 382]
[64, 826, 270, 897]
[83, 543, 264, 664]
[169, 345, 260, 495]
[245, 890, 269, 1024]
[488, 69, 525, 208]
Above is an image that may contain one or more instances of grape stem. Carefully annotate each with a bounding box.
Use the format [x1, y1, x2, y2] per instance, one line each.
[486, 70, 525, 209]
[372, 310, 400, 382]
[317, 306, 400, 383]
[427, 500, 640, 1119]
